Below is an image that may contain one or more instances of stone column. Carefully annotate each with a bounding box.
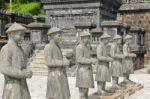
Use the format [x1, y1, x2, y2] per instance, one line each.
[28, 19, 50, 49]
[129, 27, 146, 69]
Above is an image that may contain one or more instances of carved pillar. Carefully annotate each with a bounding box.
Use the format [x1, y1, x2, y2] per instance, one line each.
[28, 19, 50, 49]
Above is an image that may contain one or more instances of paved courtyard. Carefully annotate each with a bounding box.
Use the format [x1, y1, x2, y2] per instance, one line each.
[0, 68, 150, 99]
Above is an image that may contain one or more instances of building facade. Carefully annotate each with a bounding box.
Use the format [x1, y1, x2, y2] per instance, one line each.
[117, 0, 150, 65]
[41, 0, 122, 53]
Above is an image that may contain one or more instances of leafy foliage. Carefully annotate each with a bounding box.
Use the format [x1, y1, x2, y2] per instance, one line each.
[1, 0, 44, 16]
[3, 0, 40, 3]
[13, 2, 43, 16]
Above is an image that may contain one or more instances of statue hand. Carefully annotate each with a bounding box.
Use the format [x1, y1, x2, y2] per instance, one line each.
[121, 55, 125, 59]
[91, 58, 97, 64]
[108, 57, 113, 62]
[63, 56, 70, 66]
[23, 69, 33, 78]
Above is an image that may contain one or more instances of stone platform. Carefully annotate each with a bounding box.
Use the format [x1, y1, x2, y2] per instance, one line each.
[0, 70, 149, 99]
[89, 83, 143, 99]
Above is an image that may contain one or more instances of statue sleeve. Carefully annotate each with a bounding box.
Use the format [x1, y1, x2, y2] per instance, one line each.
[97, 45, 111, 62]
[110, 45, 123, 59]
[0, 46, 25, 79]
[44, 45, 63, 67]
[123, 44, 135, 57]
[76, 45, 91, 64]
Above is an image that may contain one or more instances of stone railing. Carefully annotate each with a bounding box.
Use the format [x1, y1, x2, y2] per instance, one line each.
[122, 0, 150, 3]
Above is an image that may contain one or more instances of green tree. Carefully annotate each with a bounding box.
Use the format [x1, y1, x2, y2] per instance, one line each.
[2, 0, 44, 16]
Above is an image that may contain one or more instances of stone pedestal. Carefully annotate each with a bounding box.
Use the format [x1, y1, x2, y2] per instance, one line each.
[129, 27, 146, 69]
[28, 20, 50, 49]
[89, 83, 143, 99]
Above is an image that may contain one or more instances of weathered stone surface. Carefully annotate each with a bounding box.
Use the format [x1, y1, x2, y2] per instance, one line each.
[117, 2, 149, 67]
[44, 27, 71, 99]
[119, 2, 150, 11]
[0, 22, 32, 99]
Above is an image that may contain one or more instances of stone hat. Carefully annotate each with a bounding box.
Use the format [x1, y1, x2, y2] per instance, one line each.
[124, 35, 132, 40]
[80, 31, 90, 37]
[113, 34, 121, 40]
[47, 27, 62, 35]
[100, 33, 111, 39]
[6, 22, 27, 33]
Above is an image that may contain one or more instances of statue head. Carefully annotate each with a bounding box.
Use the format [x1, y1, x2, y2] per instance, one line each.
[47, 27, 63, 45]
[80, 31, 90, 46]
[6, 22, 26, 44]
[124, 35, 132, 44]
[100, 33, 111, 44]
[113, 34, 122, 44]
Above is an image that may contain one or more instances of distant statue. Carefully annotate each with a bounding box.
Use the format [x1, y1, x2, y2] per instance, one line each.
[44, 27, 70, 99]
[0, 22, 33, 99]
[122, 0, 128, 3]
[76, 31, 97, 99]
[95, 33, 113, 95]
[110, 34, 124, 90]
[122, 35, 136, 84]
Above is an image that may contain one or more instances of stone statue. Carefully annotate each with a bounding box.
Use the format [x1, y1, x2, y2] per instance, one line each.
[44, 27, 70, 99]
[110, 34, 124, 90]
[122, 35, 136, 84]
[0, 22, 33, 99]
[76, 31, 97, 99]
[95, 33, 113, 95]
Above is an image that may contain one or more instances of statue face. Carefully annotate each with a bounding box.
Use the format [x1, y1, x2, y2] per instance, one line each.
[102, 38, 109, 44]
[82, 36, 90, 45]
[12, 31, 25, 44]
[117, 39, 121, 44]
[53, 32, 62, 45]
[127, 38, 132, 44]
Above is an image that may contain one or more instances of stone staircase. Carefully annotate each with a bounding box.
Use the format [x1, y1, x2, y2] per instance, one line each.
[28, 32, 78, 76]
[28, 50, 48, 76]
[28, 48, 77, 76]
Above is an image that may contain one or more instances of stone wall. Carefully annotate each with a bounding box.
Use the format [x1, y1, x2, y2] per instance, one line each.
[41, 0, 122, 54]
[117, 2, 150, 65]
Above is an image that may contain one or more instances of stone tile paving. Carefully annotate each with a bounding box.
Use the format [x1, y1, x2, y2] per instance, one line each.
[0, 71, 150, 99]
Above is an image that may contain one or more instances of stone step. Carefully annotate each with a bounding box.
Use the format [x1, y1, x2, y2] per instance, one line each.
[29, 63, 47, 68]
[32, 58, 45, 64]
[35, 54, 44, 59]
[36, 51, 44, 55]
[30, 68, 48, 72]
[32, 71, 48, 76]
[29, 65, 47, 68]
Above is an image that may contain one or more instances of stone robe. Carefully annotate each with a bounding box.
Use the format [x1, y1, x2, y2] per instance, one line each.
[123, 43, 135, 74]
[0, 39, 31, 99]
[110, 42, 123, 77]
[95, 42, 111, 82]
[76, 43, 94, 88]
[44, 40, 70, 99]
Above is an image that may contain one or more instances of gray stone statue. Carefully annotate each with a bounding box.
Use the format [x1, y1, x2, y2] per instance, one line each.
[76, 31, 97, 99]
[122, 35, 136, 84]
[0, 22, 33, 99]
[110, 34, 124, 90]
[95, 33, 113, 95]
[44, 27, 70, 99]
